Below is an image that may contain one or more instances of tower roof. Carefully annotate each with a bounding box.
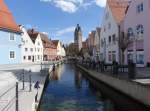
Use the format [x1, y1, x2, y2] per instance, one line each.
[0, 0, 21, 33]
[75, 24, 81, 32]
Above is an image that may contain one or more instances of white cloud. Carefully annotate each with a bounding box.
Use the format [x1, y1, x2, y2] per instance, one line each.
[40, 0, 106, 13]
[53, 1, 78, 13]
[55, 26, 75, 36]
[95, 0, 107, 7]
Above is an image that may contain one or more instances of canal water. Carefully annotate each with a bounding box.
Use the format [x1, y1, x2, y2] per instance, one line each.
[38, 64, 120, 111]
[38, 64, 147, 111]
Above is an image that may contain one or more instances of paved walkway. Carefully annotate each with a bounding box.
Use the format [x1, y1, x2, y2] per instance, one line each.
[0, 63, 52, 111]
[80, 64, 150, 85]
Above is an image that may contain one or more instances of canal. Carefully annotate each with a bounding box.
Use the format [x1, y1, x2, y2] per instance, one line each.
[38, 64, 148, 111]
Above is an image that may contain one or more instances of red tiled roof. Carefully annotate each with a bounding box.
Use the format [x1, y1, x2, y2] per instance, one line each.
[0, 0, 21, 33]
[108, 0, 129, 24]
[27, 29, 39, 43]
[28, 29, 56, 48]
[40, 33, 56, 49]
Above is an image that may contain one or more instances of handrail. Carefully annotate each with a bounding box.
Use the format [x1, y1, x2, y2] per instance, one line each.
[0, 84, 16, 99]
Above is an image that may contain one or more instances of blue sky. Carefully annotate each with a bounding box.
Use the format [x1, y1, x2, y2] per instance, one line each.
[5, 0, 106, 44]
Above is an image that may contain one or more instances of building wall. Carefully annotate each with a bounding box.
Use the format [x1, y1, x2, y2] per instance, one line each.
[34, 34, 43, 62]
[124, 0, 150, 66]
[43, 48, 57, 61]
[20, 26, 35, 63]
[0, 30, 21, 64]
[78, 31, 82, 51]
[100, 4, 119, 63]
[94, 28, 101, 60]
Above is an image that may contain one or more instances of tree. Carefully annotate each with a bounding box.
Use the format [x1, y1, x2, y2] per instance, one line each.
[119, 32, 132, 64]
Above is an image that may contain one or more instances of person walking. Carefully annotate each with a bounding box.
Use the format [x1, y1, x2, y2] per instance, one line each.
[34, 81, 40, 102]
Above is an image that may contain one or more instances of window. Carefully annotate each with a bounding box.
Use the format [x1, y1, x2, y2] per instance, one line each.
[9, 33, 15, 41]
[38, 55, 40, 60]
[136, 24, 144, 35]
[112, 53, 116, 61]
[108, 36, 111, 43]
[127, 28, 134, 37]
[137, 54, 144, 64]
[10, 51, 15, 59]
[137, 3, 143, 13]
[25, 48, 28, 51]
[112, 34, 116, 43]
[128, 53, 133, 61]
[23, 56, 26, 60]
[30, 48, 33, 52]
[28, 56, 31, 60]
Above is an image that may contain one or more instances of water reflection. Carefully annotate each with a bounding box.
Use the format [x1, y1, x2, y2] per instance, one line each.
[75, 69, 83, 89]
[50, 65, 64, 80]
[39, 64, 117, 111]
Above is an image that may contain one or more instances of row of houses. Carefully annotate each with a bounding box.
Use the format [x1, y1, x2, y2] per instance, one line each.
[0, 0, 65, 65]
[83, 0, 150, 67]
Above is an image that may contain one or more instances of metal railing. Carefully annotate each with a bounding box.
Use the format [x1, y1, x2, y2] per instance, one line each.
[0, 82, 18, 111]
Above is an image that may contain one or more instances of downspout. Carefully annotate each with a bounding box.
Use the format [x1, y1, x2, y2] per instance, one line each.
[118, 24, 121, 64]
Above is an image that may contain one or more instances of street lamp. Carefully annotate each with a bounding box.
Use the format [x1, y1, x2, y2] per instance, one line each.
[22, 69, 25, 90]
[29, 69, 32, 92]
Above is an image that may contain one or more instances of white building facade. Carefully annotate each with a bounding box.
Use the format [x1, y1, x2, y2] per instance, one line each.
[34, 34, 43, 62]
[100, 0, 128, 64]
[28, 29, 43, 62]
[20, 26, 35, 63]
[100, 2, 119, 63]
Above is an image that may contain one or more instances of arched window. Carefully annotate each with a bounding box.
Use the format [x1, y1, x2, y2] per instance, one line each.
[127, 28, 134, 37]
[136, 24, 144, 35]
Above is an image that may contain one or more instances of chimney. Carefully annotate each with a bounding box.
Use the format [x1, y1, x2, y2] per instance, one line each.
[31, 29, 34, 33]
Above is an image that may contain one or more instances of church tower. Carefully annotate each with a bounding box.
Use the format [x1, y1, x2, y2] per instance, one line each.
[74, 24, 82, 51]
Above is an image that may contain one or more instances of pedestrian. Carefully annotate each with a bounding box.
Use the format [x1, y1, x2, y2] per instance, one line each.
[34, 81, 40, 102]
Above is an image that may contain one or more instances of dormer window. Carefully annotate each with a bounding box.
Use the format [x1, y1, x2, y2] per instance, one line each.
[9, 33, 15, 41]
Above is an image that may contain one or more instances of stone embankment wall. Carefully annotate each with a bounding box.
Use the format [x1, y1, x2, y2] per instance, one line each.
[77, 65, 150, 108]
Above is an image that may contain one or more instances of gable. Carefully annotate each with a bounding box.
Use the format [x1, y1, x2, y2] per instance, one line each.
[101, 4, 118, 36]
[35, 34, 43, 47]
[108, 0, 129, 24]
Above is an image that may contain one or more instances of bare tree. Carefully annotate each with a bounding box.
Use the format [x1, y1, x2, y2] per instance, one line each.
[119, 32, 132, 64]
